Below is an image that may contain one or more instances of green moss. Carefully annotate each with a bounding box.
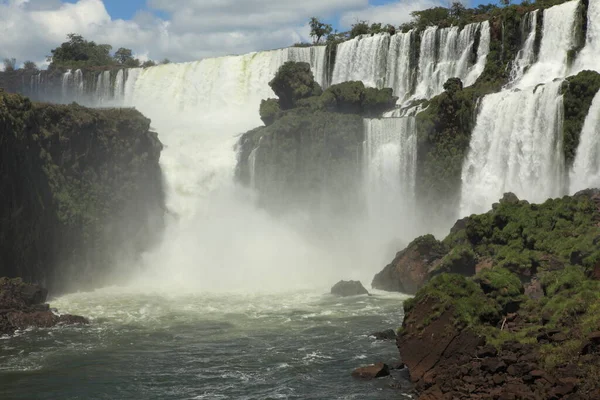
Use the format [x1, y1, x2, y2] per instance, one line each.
[259, 98, 280, 126]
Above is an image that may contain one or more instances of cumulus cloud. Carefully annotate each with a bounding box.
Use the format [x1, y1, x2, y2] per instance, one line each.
[339, 0, 446, 29]
[0, 0, 448, 66]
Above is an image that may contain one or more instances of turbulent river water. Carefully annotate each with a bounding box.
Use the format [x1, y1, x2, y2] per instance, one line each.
[0, 289, 412, 399]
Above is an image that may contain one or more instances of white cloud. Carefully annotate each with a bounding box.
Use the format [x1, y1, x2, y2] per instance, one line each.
[339, 0, 446, 29]
[0, 0, 448, 66]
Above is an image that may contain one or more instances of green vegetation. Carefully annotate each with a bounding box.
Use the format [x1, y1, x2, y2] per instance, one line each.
[309, 17, 333, 44]
[0, 89, 164, 290]
[47, 33, 157, 70]
[237, 61, 397, 212]
[561, 70, 600, 166]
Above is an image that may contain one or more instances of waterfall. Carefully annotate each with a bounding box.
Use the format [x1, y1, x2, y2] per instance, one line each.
[95, 70, 112, 105]
[113, 70, 125, 103]
[414, 22, 485, 99]
[517, 0, 579, 88]
[284, 46, 328, 88]
[248, 147, 259, 189]
[508, 10, 539, 86]
[386, 30, 415, 103]
[465, 21, 491, 87]
[363, 117, 417, 230]
[61, 70, 72, 100]
[573, 0, 600, 73]
[460, 81, 566, 216]
[331, 33, 390, 88]
[570, 89, 600, 192]
[74, 69, 84, 100]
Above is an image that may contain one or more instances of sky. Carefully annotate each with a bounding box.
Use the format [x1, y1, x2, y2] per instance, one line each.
[0, 0, 490, 68]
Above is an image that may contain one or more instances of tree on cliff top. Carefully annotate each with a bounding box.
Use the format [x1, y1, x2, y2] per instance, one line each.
[3, 58, 16, 72]
[269, 61, 322, 110]
[48, 33, 114, 69]
[309, 17, 333, 43]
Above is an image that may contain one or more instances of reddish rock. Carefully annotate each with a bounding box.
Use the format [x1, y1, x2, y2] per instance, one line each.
[351, 362, 390, 380]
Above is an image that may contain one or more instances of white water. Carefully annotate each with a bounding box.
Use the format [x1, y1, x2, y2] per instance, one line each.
[573, 0, 600, 73]
[508, 10, 539, 86]
[386, 30, 415, 102]
[95, 70, 112, 105]
[331, 33, 390, 89]
[363, 117, 418, 244]
[414, 22, 486, 99]
[284, 46, 328, 88]
[517, 0, 579, 88]
[460, 81, 566, 216]
[116, 49, 383, 292]
[570, 89, 600, 192]
[61, 69, 72, 100]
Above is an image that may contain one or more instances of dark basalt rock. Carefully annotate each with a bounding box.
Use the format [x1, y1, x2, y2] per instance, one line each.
[330, 280, 369, 297]
[370, 329, 397, 341]
[0, 277, 88, 336]
[351, 362, 390, 380]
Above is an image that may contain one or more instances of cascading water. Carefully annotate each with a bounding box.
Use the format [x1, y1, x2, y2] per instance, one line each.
[570, 89, 600, 192]
[331, 33, 390, 88]
[517, 0, 579, 88]
[363, 117, 418, 245]
[460, 81, 566, 216]
[385, 30, 415, 103]
[573, 0, 600, 73]
[508, 10, 539, 86]
[248, 146, 259, 189]
[61, 69, 72, 100]
[284, 46, 328, 88]
[95, 70, 112, 105]
[414, 22, 487, 99]
[113, 69, 125, 103]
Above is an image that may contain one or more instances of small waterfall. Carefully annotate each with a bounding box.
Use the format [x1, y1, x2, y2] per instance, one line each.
[363, 117, 417, 216]
[414, 22, 484, 99]
[460, 81, 566, 216]
[518, 0, 580, 88]
[95, 70, 112, 105]
[386, 30, 415, 103]
[284, 46, 328, 88]
[331, 33, 390, 88]
[573, 0, 600, 73]
[113, 70, 125, 103]
[248, 147, 259, 189]
[570, 89, 600, 192]
[465, 21, 491, 87]
[508, 10, 539, 85]
[74, 69, 84, 100]
[61, 70, 72, 100]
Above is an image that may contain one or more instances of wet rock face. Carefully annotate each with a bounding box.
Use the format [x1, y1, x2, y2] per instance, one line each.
[0, 277, 88, 336]
[331, 280, 369, 297]
[351, 363, 390, 380]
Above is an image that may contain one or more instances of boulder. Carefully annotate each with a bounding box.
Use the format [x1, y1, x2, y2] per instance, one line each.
[330, 280, 369, 297]
[370, 329, 396, 341]
[351, 362, 390, 380]
[0, 277, 88, 336]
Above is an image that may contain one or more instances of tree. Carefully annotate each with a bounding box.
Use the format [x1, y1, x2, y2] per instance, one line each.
[350, 20, 369, 38]
[309, 17, 333, 44]
[450, 1, 466, 18]
[22, 61, 38, 72]
[499, 0, 511, 5]
[3, 58, 16, 72]
[269, 61, 322, 110]
[49, 33, 113, 69]
[160, 58, 171, 65]
[141, 60, 157, 68]
[114, 47, 134, 65]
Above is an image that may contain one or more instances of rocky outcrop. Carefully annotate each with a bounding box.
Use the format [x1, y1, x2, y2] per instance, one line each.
[393, 191, 600, 399]
[0, 90, 165, 292]
[370, 329, 397, 341]
[0, 277, 88, 336]
[351, 362, 390, 380]
[371, 235, 447, 294]
[331, 280, 369, 297]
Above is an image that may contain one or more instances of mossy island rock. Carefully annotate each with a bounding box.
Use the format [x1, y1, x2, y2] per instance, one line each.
[238, 61, 397, 214]
[391, 190, 600, 399]
[331, 280, 369, 297]
[0, 277, 88, 336]
[0, 90, 165, 292]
